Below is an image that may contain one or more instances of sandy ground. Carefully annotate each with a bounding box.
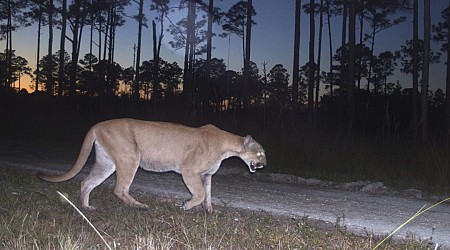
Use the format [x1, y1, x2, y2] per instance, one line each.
[1, 140, 449, 249]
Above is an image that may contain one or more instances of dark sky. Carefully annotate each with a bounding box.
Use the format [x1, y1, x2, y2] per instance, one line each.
[4, 1, 449, 93]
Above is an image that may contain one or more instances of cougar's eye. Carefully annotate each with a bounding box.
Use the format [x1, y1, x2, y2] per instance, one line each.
[257, 152, 264, 157]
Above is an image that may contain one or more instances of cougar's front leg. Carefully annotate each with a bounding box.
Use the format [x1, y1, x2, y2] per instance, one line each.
[202, 174, 213, 213]
[181, 170, 205, 210]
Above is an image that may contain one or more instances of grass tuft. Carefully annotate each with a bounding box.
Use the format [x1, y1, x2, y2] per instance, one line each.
[56, 191, 112, 250]
[373, 197, 450, 250]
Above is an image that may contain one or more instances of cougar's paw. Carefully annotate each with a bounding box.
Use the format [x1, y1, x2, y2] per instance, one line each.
[82, 205, 96, 211]
[133, 203, 149, 210]
[202, 203, 214, 213]
[182, 201, 195, 211]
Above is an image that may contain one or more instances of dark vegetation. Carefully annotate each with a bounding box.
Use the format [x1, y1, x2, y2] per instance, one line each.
[1, 0, 450, 194]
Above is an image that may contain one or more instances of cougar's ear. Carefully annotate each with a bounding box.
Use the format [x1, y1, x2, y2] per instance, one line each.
[243, 135, 253, 148]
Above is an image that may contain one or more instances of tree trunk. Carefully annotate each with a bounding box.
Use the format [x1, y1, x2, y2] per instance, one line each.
[339, 0, 348, 125]
[58, 0, 67, 97]
[292, 0, 301, 122]
[152, 20, 158, 100]
[107, 5, 116, 94]
[205, 0, 214, 114]
[89, 7, 93, 72]
[366, 27, 375, 92]
[243, 0, 253, 110]
[104, 4, 115, 96]
[421, 0, 430, 141]
[47, 0, 54, 95]
[6, 0, 12, 89]
[76, 4, 86, 61]
[152, 19, 162, 103]
[183, 0, 196, 113]
[357, 0, 364, 90]
[188, 2, 196, 110]
[98, 22, 102, 61]
[206, 0, 214, 79]
[347, 0, 356, 133]
[315, 0, 324, 111]
[308, 0, 315, 128]
[326, 0, 333, 96]
[412, 0, 419, 139]
[69, 0, 82, 96]
[445, 0, 450, 134]
[157, 11, 163, 59]
[103, 10, 110, 61]
[35, 12, 41, 92]
[134, 0, 144, 100]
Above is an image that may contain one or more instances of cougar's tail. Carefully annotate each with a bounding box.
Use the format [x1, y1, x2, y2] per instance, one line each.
[37, 127, 96, 182]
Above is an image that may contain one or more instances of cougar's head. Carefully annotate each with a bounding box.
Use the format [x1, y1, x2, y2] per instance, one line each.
[241, 135, 267, 173]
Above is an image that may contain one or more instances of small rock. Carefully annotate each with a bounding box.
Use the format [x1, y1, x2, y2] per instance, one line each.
[360, 182, 387, 193]
[404, 189, 422, 199]
[338, 181, 371, 191]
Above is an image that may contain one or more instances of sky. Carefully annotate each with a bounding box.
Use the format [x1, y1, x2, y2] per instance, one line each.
[3, 0, 449, 93]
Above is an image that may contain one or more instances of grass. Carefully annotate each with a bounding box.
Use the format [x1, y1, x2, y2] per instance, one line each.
[0, 165, 433, 249]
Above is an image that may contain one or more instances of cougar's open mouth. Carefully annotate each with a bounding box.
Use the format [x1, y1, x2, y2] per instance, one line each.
[250, 162, 265, 173]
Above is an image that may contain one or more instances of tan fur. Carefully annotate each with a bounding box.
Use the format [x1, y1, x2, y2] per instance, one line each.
[37, 118, 266, 212]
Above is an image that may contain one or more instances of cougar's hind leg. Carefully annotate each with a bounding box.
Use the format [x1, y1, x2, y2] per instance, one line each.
[181, 170, 206, 211]
[113, 154, 148, 209]
[81, 145, 115, 210]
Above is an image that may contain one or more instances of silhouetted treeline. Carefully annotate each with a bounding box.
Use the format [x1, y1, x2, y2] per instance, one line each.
[0, 65, 446, 141]
[1, 0, 450, 141]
